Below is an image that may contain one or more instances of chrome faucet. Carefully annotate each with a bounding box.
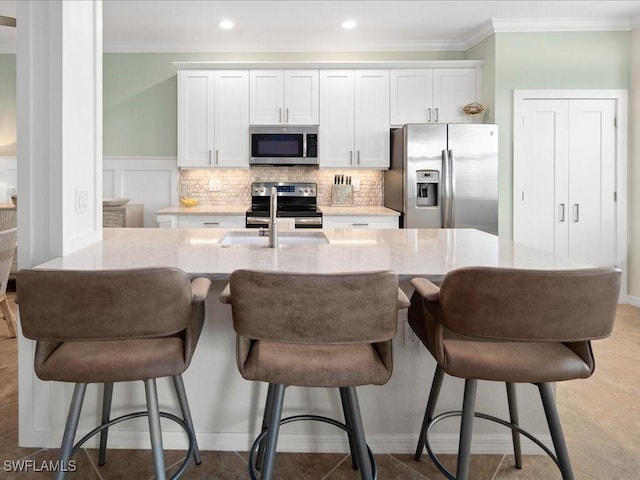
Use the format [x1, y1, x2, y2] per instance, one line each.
[259, 186, 279, 248]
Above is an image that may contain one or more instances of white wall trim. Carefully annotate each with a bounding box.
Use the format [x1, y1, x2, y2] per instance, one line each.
[512, 89, 629, 297]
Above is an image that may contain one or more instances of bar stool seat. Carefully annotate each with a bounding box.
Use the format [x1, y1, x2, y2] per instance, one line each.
[221, 269, 410, 480]
[242, 341, 392, 387]
[18, 267, 212, 480]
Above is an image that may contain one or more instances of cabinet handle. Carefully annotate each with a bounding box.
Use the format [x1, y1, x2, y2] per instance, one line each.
[203, 222, 220, 227]
[435, 107, 439, 123]
[286, 108, 289, 123]
[208, 150, 212, 165]
[279, 108, 282, 123]
[427, 107, 432, 122]
[574, 203, 580, 222]
[357, 150, 361, 165]
[559, 203, 565, 222]
[349, 151, 353, 165]
[215, 150, 219, 165]
[352, 223, 369, 227]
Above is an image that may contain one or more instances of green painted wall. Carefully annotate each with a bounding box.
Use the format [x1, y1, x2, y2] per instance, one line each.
[0, 54, 16, 156]
[103, 50, 464, 157]
[466, 35, 495, 123]
[493, 31, 630, 239]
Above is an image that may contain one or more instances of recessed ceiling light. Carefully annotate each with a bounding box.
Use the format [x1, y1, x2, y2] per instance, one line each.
[341, 20, 357, 30]
[219, 20, 234, 30]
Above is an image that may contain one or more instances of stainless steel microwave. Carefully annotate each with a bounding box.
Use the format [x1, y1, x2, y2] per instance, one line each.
[249, 125, 319, 166]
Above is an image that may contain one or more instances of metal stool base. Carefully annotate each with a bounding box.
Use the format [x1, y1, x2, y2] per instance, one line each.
[248, 414, 378, 480]
[423, 411, 563, 480]
[69, 411, 196, 480]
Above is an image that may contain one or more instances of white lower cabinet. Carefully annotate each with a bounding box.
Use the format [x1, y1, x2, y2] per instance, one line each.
[157, 215, 245, 228]
[323, 216, 399, 229]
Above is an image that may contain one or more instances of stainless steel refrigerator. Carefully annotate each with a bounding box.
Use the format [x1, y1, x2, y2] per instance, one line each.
[384, 123, 498, 234]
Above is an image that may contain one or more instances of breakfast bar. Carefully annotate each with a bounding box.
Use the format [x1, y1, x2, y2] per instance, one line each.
[17, 227, 588, 455]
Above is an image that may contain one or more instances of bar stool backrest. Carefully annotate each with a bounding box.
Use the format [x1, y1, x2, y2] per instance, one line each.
[18, 267, 194, 342]
[438, 266, 621, 342]
[229, 269, 400, 344]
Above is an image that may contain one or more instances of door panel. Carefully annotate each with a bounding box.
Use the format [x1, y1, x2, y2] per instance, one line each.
[568, 99, 616, 266]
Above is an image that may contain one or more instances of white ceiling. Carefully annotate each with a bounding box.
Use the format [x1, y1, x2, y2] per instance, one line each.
[1, 1, 640, 53]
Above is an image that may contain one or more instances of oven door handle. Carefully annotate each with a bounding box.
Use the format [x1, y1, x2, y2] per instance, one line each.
[246, 217, 270, 227]
[294, 217, 323, 226]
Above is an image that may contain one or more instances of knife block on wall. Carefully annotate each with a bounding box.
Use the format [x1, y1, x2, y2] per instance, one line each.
[331, 185, 355, 206]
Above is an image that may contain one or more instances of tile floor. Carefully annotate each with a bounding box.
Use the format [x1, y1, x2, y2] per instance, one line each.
[1, 291, 639, 479]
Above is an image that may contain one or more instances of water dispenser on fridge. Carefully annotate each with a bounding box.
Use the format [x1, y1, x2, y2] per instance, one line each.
[416, 170, 439, 207]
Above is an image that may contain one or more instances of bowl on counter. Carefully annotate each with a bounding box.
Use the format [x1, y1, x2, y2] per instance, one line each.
[103, 198, 130, 207]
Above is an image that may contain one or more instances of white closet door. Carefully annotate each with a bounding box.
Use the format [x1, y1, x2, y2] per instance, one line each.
[514, 99, 568, 255]
[567, 99, 617, 267]
[514, 97, 617, 267]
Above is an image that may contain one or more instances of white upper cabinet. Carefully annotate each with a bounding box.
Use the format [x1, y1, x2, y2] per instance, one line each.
[177, 70, 249, 168]
[390, 68, 477, 125]
[319, 70, 390, 169]
[250, 70, 319, 125]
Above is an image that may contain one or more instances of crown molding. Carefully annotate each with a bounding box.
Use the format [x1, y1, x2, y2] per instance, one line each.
[464, 17, 634, 49]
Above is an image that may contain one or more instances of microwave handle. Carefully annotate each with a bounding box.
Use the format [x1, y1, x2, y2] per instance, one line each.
[303, 132, 307, 158]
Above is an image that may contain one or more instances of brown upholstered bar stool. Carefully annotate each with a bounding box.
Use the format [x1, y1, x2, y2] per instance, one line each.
[220, 269, 410, 480]
[408, 267, 621, 480]
[17, 267, 211, 480]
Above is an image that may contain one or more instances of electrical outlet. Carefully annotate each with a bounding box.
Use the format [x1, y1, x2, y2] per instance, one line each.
[209, 179, 221, 192]
[352, 178, 360, 192]
[75, 190, 88, 213]
[403, 319, 420, 347]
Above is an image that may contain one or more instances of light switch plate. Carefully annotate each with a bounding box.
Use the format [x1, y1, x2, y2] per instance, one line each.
[75, 190, 88, 213]
[352, 178, 360, 192]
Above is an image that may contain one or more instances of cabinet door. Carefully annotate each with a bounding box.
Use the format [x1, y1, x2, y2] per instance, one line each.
[390, 69, 433, 125]
[250, 70, 284, 124]
[432, 68, 477, 123]
[319, 70, 355, 167]
[354, 70, 390, 168]
[284, 70, 319, 124]
[178, 215, 244, 228]
[214, 71, 249, 167]
[177, 70, 215, 167]
[324, 215, 399, 229]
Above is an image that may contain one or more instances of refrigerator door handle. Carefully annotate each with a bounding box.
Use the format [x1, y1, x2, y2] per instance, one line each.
[441, 149, 449, 228]
[448, 149, 455, 228]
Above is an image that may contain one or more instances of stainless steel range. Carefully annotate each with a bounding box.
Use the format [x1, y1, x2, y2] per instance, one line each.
[246, 182, 322, 229]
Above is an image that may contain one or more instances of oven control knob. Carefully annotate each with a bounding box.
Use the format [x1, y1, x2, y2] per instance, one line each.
[304, 188, 310, 194]
[298, 187, 304, 193]
[259, 187, 265, 194]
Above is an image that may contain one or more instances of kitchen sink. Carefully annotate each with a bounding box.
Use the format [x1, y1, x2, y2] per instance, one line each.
[218, 231, 329, 246]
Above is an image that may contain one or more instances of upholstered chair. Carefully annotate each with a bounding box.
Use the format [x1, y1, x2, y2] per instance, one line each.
[408, 266, 621, 480]
[17, 267, 211, 480]
[220, 269, 410, 480]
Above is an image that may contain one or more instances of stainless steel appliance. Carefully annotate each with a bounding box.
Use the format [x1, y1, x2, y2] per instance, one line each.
[249, 125, 319, 166]
[246, 181, 322, 228]
[384, 123, 498, 234]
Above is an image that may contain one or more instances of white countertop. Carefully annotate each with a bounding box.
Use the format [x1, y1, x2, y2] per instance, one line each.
[155, 205, 399, 216]
[319, 206, 399, 216]
[36, 227, 588, 281]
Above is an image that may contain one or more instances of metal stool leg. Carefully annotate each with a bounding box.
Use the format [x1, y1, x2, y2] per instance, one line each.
[172, 375, 201, 465]
[343, 387, 373, 480]
[56, 383, 87, 480]
[506, 382, 523, 469]
[539, 383, 575, 480]
[456, 379, 478, 480]
[415, 365, 445, 461]
[98, 382, 114, 466]
[340, 387, 359, 470]
[256, 383, 276, 471]
[144, 379, 166, 480]
[260, 384, 286, 480]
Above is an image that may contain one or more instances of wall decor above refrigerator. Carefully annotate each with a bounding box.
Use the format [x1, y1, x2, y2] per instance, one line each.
[384, 123, 498, 235]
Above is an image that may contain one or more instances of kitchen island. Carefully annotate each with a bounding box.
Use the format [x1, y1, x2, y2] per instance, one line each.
[18, 227, 588, 455]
